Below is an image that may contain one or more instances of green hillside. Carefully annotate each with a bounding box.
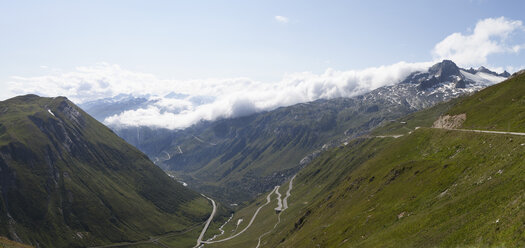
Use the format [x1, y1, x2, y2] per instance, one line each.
[0, 95, 211, 247]
[199, 72, 525, 247]
[446, 72, 525, 132]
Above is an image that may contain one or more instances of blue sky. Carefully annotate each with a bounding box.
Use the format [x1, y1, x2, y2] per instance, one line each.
[1, 1, 525, 129]
[1, 0, 524, 83]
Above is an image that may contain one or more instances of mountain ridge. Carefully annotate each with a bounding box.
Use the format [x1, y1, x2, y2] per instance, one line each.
[0, 95, 211, 247]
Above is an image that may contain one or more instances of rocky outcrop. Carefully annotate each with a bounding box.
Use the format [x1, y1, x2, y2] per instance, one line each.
[432, 114, 466, 129]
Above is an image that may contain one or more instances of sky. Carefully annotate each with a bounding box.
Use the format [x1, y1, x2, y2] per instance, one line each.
[1, 0, 525, 129]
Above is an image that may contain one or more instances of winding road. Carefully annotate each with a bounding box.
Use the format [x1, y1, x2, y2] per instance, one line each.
[255, 175, 296, 248]
[194, 195, 217, 248]
[374, 134, 404, 138]
[282, 174, 296, 211]
[437, 128, 525, 136]
[196, 175, 298, 247]
[202, 186, 278, 244]
[274, 186, 282, 211]
[373, 127, 525, 140]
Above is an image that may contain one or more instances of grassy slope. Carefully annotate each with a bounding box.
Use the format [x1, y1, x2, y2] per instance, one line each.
[0, 95, 210, 248]
[0, 237, 33, 248]
[269, 130, 524, 247]
[201, 73, 525, 247]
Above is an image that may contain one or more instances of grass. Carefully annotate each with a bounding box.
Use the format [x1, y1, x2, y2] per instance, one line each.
[0, 237, 33, 248]
[255, 129, 525, 247]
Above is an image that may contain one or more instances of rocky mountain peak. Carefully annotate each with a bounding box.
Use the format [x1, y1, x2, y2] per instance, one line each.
[401, 60, 507, 91]
[401, 60, 462, 90]
[500, 71, 511, 77]
[428, 60, 460, 80]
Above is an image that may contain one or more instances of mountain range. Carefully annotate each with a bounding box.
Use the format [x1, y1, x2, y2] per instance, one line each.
[81, 60, 508, 203]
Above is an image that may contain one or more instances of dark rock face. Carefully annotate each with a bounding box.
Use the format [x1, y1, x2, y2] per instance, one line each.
[455, 79, 467, 89]
[402, 60, 464, 91]
[418, 76, 441, 90]
[0, 156, 16, 205]
[500, 71, 511, 77]
[428, 60, 461, 80]
[57, 99, 86, 127]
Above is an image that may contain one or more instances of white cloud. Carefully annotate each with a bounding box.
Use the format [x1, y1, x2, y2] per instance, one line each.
[275, 15, 289, 23]
[5, 61, 430, 130]
[6, 17, 523, 130]
[433, 17, 525, 67]
[105, 61, 431, 129]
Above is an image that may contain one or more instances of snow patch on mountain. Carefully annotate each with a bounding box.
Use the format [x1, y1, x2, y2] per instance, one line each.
[460, 70, 506, 86]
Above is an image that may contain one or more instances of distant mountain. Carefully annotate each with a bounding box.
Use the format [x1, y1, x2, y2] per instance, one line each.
[79, 92, 216, 122]
[79, 94, 151, 121]
[465, 65, 510, 78]
[0, 95, 210, 247]
[84, 60, 508, 203]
